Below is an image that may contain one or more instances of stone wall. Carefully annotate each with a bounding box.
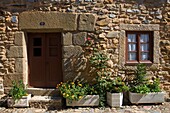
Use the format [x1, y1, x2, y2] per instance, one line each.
[0, 0, 170, 96]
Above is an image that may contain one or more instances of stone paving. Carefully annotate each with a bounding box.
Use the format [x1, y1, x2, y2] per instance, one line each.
[0, 102, 170, 113]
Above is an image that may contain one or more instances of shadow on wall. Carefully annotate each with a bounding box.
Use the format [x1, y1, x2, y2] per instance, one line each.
[64, 52, 96, 84]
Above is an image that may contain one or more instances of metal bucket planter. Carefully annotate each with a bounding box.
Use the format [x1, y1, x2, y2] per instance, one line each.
[129, 92, 165, 104]
[107, 92, 123, 107]
[7, 94, 31, 107]
[66, 95, 99, 107]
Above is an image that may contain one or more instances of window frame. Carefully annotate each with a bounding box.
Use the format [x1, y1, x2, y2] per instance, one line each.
[126, 31, 153, 64]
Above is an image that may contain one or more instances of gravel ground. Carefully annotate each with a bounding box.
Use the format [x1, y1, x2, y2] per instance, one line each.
[0, 102, 170, 113]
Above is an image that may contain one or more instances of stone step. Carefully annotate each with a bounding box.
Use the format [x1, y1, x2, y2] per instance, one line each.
[27, 88, 61, 96]
[29, 96, 63, 110]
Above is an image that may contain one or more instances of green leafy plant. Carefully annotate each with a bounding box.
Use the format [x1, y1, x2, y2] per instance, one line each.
[107, 77, 129, 93]
[93, 76, 108, 107]
[89, 49, 110, 107]
[57, 80, 97, 102]
[89, 50, 109, 71]
[130, 64, 161, 94]
[134, 64, 148, 85]
[130, 84, 150, 94]
[9, 80, 27, 101]
[93, 76, 129, 107]
[148, 78, 161, 92]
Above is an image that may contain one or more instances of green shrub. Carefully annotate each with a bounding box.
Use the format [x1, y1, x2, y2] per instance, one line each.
[107, 77, 129, 93]
[130, 64, 161, 94]
[9, 80, 27, 101]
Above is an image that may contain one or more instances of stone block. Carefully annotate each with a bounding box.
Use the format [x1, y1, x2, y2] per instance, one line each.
[0, 16, 5, 22]
[120, 24, 160, 31]
[3, 74, 24, 87]
[7, 46, 26, 58]
[11, 16, 18, 23]
[15, 58, 27, 74]
[106, 31, 119, 38]
[14, 32, 25, 46]
[63, 32, 72, 46]
[63, 71, 77, 82]
[96, 18, 110, 26]
[167, 0, 170, 3]
[0, 77, 3, 84]
[63, 46, 83, 58]
[78, 14, 96, 31]
[0, 63, 3, 68]
[119, 30, 126, 66]
[0, 76, 4, 95]
[109, 14, 116, 18]
[19, 12, 77, 31]
[63, 59, 74, 72]
[73, 32, 87, 46]
[153, 31, 160, 64]
[27, 88, 60, 96]
[29, 96, 62, 110]
[0, 69, 7, 75]
[149, 64, 159, 71]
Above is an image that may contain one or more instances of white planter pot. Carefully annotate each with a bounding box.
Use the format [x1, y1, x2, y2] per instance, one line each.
[66, 95, 99, 107]
[7, 94, 31, 107]
[107, 92, 123, 107]
[129, 92, 165, 104]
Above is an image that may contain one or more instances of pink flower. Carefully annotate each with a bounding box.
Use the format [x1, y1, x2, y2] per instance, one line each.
[85, 37, 91, 41]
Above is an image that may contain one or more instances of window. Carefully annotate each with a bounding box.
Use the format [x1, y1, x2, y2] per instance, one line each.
[126, 32, 153, 63]
[33, 38, 42, 57]
[119, 24, 159, 66]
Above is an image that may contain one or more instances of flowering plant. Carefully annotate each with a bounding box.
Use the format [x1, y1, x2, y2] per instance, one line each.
[57, 80, 96, 101]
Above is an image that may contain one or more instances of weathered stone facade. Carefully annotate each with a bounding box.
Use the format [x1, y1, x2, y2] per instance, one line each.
[0, 0, 170, 96]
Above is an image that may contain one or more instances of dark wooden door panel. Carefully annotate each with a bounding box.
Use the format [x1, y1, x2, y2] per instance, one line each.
[46, 33, 62, 87]
[28, 33, 62, 88]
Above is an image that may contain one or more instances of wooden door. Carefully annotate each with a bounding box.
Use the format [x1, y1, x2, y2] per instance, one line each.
[28, 33, 62, 88]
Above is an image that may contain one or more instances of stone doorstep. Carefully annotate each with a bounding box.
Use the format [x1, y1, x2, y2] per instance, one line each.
[29, 96, 63, 110]
[30, 96, 62, 102]
[27, 88, 61, 96]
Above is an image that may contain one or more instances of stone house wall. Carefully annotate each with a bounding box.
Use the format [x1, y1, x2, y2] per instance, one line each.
[0, 0, 170, 96]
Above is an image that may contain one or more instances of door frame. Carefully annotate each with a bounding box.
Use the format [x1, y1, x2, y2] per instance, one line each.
[27, 32, 63, 88]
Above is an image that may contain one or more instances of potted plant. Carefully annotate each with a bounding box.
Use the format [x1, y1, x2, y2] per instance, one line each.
[57, 80, 99, 107]
[7, 80, 31, 108]
[89, 49, 111, 107]
[129, 64, 165, 104]
[106, 77, 129, 107]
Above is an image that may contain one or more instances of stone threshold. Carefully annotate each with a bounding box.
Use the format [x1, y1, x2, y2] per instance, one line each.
[27, 88, 60, 96]
[30, 96, 62, 102]
[27, 88, 63, 109]
[27, 88, 59, 91]
[29, 96, 63, 110]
